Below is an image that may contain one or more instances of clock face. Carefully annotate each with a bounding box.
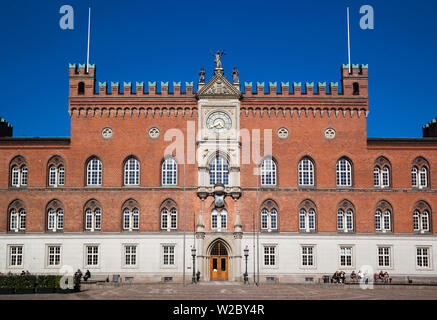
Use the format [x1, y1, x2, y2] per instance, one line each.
[206, 111, 232, 134]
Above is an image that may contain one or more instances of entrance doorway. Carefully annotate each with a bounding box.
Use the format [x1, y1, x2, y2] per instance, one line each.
[210, 241, 228, 280]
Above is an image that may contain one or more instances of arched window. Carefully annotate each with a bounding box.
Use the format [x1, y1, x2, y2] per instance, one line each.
[298, 157, 314, 187]
[47, 200, 64, 232]
[124, 157, 140, 186]
[8, 200, 26, 232]
[86, 157, 102, 186]
[261, 158, 277, 186]
[209, 156, 229, 185]
[84, 200, 101, 231]
[47, 156, 65, 187]
[260, 200, 278, 232]
[123, 208, 139, 230]
[78, 82, 85, 95]
[299, 200, 316, 232]
[211, 209, 227, 231]
[411, 157, 430, 189]
[375, 201, 393, 232]
[336, 158, 352, 187]
[353, 82, 360, 95]
[122, 199, 140, 231]
[374, 158, 391, 188]
[162, 157, 177, 185]
[160, 199, 177, 231]
[413, 201, 432, 233]
[10, 156, 28, 187]
[337, 200, 354, 232]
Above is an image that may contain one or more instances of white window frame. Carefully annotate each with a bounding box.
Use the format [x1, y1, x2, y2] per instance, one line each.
[85, 208, 102, 232]
[122, 244, 138, 268]
[47, 208, 64, 232]
[377, 246, 392, 269]
[299, 208, 316, 233]
[161, 244, 177, 269]
[261, 158, 277, 186]
[46, 245, 62, 268]
[375, 209, 391, 232]
[337, 209, 354, 232]
[9, 208, 26, 232]
[49, 165, 65, 187]
[161, 208, 177, 231]
[298, 158, 314, 187]
[209, 156, 229, 186]
[8, 245, 24, 268]
[86, 158, 102, 186]
[412, 166, 428, 189]
[124, 157, 140, 186]
[262, 244, 278, 269]
[339, 245, 355, 269]
[261, 208, 278, 232]
[162, 157, 178, 186]
[416, 246, 432, 270]
[11, 165, 27, 187]
[336, 158, 352, 187]
[123, 208, 140, 231]
[300, 245, 316, 269]
[211, 209, 227, 232]
[84, 244, 100, 268]
[413, 210, 430, 233]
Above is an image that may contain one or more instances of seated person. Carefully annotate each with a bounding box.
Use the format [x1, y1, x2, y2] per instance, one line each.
[378, 271, 384, 281]
[383, 272, 392, 283]
[339, 271, 346, 283]
[350, 271, 357, 282]
[331, 271, 339, 283]
[83, 270, 91, 281]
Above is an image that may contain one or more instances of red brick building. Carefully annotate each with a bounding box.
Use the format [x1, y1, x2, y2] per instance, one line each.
[0, 61, 436, 283]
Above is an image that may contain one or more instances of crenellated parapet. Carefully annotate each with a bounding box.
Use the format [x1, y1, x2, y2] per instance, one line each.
[69, 64, 197, 98]
[241, 64, 368, 97]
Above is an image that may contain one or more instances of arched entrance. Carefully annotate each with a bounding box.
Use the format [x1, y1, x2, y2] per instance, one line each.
[210, 241, 228, 280]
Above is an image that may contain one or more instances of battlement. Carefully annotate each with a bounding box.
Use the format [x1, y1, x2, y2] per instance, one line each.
[69, 63, 96, 77]
[0, 117, 13, 137]
[68, 63, 369, 98]
[423, 117, 437, 137]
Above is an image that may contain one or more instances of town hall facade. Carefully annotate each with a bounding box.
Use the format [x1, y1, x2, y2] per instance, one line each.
[0, 58, 436, 283]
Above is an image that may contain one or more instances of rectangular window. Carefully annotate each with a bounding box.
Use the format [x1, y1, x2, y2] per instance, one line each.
[340, 246, 353, 267]
[86, 245, 99, 266]
[9, 245, 23, 267]
[48, 246, 61, 266]
[302, 246, 314, 267]
[163, 245, 175, 265]
[263, 246, 276, 266]
[124, 245, 137, 266]
[417, 247, 430, 268]
[377, 247, 391, 267]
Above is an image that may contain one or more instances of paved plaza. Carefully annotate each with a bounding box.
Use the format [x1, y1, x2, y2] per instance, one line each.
[1, 282, 437, 300]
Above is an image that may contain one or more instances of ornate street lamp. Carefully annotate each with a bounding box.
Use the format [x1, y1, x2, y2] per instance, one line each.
[244, 246, 249, 284]
[191, 247, 197, 284]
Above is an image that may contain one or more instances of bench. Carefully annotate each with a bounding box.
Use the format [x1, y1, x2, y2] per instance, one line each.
[81, 275, 108, 284]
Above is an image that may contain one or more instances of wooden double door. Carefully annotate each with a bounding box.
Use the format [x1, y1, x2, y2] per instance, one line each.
[210, 242, 228, 281]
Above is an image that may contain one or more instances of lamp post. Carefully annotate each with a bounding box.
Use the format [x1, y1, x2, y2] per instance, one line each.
[191, 247, 196, 284]
[244, 246, 249, 284]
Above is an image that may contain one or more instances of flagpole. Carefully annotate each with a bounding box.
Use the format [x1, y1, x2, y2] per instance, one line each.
[347, 6, 351, 74]
[86, 7, 91, 73]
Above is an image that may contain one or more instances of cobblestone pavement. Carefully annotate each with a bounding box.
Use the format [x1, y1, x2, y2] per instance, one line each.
[1, 283, 437, 300]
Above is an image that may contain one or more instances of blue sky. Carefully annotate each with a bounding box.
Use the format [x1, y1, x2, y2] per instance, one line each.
[0, 0, 435, 138]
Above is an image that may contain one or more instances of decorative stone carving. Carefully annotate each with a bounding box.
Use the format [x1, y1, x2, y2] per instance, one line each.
[324, 128, 336, 139]
[101, 127, 113, 139]
[277, 127, 289, 139]
[148, 127, 160, 139]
